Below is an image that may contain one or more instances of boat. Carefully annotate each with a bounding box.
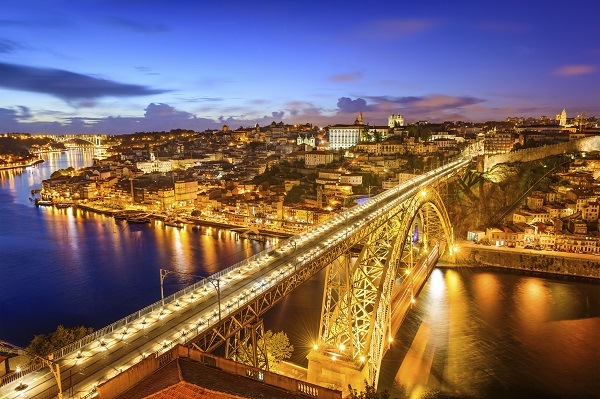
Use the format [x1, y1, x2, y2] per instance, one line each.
[114, 210, 143, 220]
[127, 216, 151, 224]
[35, 199, 53, 206]
[55, 202, 74, 209]
[164, 219, 184, 228]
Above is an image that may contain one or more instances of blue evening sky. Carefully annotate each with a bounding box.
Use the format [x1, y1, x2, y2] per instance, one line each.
[1, 0, 599, 134]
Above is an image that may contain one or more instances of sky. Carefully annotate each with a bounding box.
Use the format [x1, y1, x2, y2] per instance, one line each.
[1, 0, 599, 135]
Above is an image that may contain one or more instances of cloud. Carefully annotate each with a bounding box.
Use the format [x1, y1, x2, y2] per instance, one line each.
[0, 62, 169, 103]
[337, 97, 368, 113]
[363, 19, 440, 40]
[328, 72, 362, 83]
[554, 64, 596, 76]
[144, 103, 193, 119]
[0, 39, 24, 54]
[109, 17, 169, 33]
[331, 95, 486, 124]
[179, 97, 225, 103]
[271, 111, 284, 119]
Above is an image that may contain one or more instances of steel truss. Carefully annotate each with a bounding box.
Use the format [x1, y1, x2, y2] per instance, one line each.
[317, 185, 453, 385]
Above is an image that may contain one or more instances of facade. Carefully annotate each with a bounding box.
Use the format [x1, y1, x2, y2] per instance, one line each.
[174, 180, 198, 206]
[305, 151, 334, 167]
[556, 109, 567, 126]
[340, 174, 363, 186]
[388, 113, 405, 128]
[328, 125, 361, 150]
[136, 160, 173, 174]
[484, 130, 515, 154]
[297, 134, 316, 147]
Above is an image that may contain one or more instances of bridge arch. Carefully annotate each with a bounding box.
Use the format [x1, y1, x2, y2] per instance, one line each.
[314, 186, 453, 388]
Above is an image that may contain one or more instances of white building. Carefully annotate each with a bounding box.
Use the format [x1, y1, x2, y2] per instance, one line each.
[328, 125, 361, 150]
[136, 160, 172, 174]
[388, 114, 405, 128]
[340, 174, 363, 186]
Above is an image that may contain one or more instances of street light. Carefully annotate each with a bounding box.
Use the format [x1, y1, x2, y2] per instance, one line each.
[290, 239, 297, 270]
[159, 268, 221, 324]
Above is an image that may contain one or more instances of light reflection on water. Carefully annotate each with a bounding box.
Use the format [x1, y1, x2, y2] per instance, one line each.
[0, 150, 269, 346]
[378, 268, 600, 399]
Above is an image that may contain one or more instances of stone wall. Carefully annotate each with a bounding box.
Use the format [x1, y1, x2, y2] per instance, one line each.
[450, 246, 600, 279]
[484, 136, 600, 171]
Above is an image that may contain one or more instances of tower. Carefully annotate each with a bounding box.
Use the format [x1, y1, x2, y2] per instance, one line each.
[355, 111, 363, 125]
[556, 109, 567, 126]
[388, 114, 405, 128]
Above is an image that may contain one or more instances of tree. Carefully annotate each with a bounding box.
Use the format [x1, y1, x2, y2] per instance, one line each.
[236, 330, 293, 372]
[347, 381, 391, 399]
[27, 325, 93, 357]
[284, 186, 304, 205]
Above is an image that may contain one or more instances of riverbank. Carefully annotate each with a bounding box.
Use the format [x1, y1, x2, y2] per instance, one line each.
[76, 202, 292, 239]
[440, 241, 600, 280]
[0, 157, 43, 170]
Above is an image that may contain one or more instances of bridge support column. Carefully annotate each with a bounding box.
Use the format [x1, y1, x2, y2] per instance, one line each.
[307, 349, 368, 395]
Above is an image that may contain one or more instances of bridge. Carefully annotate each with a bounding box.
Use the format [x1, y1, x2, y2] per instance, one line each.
[51, 135, 107, 147]
[0, 156, 472, 399]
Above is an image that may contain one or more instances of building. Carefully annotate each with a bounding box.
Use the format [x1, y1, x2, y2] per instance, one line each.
[296, 134, 316, 147]
[305, 151, 334, 167]
[483, 129, 515, 154]
[328, 112, 364, 150]
[388, 113, 405, 128]
[556, 109, 567, 126]
[136, 154, 172, 174]
[174, 180, 198, 207]
[328, 125, 361, 150]
[340, 174, 363, 186]
[96, 345, 341, 399]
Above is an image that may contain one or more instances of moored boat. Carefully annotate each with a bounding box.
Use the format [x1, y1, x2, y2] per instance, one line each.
[35, 199, 53, 206]
[164, 218, 184, 228]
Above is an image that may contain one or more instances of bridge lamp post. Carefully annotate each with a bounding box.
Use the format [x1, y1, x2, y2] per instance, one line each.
[290, 239, 297, 270]
[160, 269, 221, 325]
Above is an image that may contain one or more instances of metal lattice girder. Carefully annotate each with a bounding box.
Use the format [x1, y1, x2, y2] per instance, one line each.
[317, 185, 454, 386]
[225, 320, 268, 370]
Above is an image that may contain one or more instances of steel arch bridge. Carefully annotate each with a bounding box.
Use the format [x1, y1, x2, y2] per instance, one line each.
[0, 157, 471, 399]
[311, 183, 453, 388]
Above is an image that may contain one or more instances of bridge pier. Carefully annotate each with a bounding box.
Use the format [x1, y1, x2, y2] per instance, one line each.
[307, 349, 368, 395]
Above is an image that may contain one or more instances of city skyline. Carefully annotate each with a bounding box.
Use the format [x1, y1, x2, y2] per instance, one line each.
[1, 0, 599, 134]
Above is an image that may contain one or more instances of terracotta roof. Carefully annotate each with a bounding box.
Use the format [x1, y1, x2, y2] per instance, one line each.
[146, 381, 243, 399]
[113, 357, 307, 399]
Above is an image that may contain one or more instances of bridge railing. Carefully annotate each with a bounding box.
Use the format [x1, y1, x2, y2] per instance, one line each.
[51, 157, 471, 361]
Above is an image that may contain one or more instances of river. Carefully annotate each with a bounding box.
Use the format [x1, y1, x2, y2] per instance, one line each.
[0, 149, 598, 398]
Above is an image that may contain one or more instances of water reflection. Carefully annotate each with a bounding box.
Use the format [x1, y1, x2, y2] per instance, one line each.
[0, 150, 269, 346]
[379, 268, 600, 399]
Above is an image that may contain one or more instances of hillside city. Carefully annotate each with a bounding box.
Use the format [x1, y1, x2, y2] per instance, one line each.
[2, 109, 600, 253]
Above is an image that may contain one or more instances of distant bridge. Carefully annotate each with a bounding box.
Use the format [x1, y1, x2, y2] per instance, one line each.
[0, 157, 472, 399]
[51, 135, 107, 147]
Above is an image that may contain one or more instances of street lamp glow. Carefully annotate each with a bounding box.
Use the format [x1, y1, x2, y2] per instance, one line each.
[339, 344, 345, 351]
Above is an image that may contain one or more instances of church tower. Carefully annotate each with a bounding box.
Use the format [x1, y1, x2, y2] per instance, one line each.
[556, 109, 567, 126]
[354, 111, 363, 125]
